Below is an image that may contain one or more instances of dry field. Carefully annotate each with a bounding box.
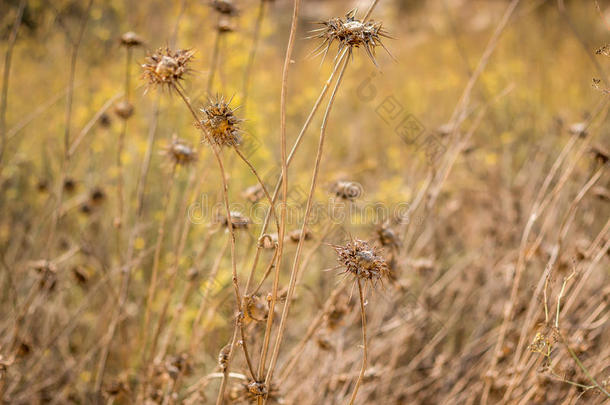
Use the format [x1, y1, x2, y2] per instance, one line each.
[0, 0, 609, 404]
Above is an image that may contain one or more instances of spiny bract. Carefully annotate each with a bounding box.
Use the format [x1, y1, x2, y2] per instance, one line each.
[310, 9, 392, 66]
[332, 238, 390, 285]
[199, 96, 242, 147]
[142, 47, 194, 89]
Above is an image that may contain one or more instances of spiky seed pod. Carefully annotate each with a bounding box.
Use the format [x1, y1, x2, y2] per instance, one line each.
[310, 9, 392, 66]
[114, 100, 134, 120]
[332, 238, 390, 285]
[289, 229, 312, 243]
[199, 96, 242, 147]
[163, 136, 198, 166]
[218, 211, 251, 229]
[142, 47, 194, 89]
[376, 224, 399, 248]
[120, 31, 144, 47]
[332, 180, 363, 200]
[211, 0, 238, 16]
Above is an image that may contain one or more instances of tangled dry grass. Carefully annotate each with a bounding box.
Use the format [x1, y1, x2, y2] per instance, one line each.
[0, 0, 609, 404]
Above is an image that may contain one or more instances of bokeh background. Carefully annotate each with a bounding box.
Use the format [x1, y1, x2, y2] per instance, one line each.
[1, 0, 609, 404]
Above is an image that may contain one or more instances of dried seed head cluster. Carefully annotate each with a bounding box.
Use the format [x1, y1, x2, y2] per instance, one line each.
[332, 238, 390, 285]
[199, 96, 243, 147]
[142, 47, 194, 89]
[163, 136, 198, 166]
[332, 180, 363, 200]
[120, 31, 144, 47]
[310, 9, 391, 66]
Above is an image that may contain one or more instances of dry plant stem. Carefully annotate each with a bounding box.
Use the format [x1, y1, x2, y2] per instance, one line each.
[146, 168, 200, 368]
[0, 0, 26, 169]
[233, 147, 279, 231]
[348, 279, 368, 405]
[264, 51, 350, 393]
[241, 0, 267, 113]
[254, 49, 349, 382]
[500, 105, 606, 396]
[6, 85, 72, 141]
[554, 289, 610, 397]
[207, 30, 222, 94]
[45, 0, 94, 258]
[188, 233, 230, 355]
[243, 49, 349, 306]
[363, 0, 380, 20]
[141, 164, 178, 351]
[255, 0, 303, 387]
[116, 47, 133, 250]
[172, 85, 242, 405]
[278, 283, 346, 382]
[68, 91, 124, 156]
[94, 96, 161, 394]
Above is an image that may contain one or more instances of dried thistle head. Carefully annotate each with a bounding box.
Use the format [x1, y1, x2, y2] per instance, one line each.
[163, 136, 198, 166]
[376, 223, 399, 248]
[332, 180, 363, 200]
[120, 31, 144, 47]
[165, 353, 190, 380]
[310, 9, 392, 66]
[142, 47, 194, 89]
[217, 210, 251, 229]
[211, 0, 238, 16]
[199, 96, 242, 147]
[114, 100, 134, 120]
[332, 238, 390, 285]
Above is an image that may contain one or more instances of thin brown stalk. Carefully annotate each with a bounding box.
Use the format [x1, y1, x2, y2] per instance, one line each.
[241, 0, 267, 113]
[348, 279, 368, 405]
[207, 30, 222, 95]
[0, 0, 26, 169]
[264, 50, 350, 392]
[140, 164, 178, 351]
